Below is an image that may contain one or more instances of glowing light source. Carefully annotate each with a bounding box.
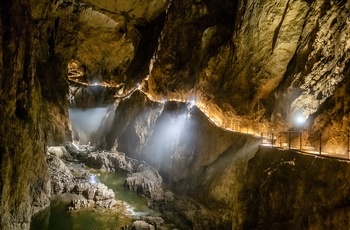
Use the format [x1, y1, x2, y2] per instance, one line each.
[188, 99, 196, 109]
[295, 114, 306, 125]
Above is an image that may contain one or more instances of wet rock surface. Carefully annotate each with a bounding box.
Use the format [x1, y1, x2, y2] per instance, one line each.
[83, 150, 135, 172]
[47, 145, 177, 229]
[124, 163, 163, 199]
[46, 147, 124, 212]
[81, 148, 167, 205]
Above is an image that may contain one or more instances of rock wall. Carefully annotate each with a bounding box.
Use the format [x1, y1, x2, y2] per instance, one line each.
[45, 0, 350, 150]
[241, 148, 350, 229]
[116, 96, 261, 184]
[274, 0, 350, 129]
[0, 0, 51, 229]
[108, 92, 262, 227]
[0, 0, 78, 228]
[148, 0, 350, 129]
[110, 93, 350, 229]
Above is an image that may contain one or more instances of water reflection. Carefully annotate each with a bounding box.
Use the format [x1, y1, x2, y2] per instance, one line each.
[97, 171, 159, 216]
[30, 171, 155, 230]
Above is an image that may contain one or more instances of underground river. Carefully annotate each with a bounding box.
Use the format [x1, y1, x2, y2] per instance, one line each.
[30, 171, 159, 230]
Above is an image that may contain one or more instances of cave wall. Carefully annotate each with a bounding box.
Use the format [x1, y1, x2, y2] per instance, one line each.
[148, 0, 350, 136]
[0, 0, 51, 229]
[31, 0, 75, 146]
[49, 0, 350, 150]
[111, 92, 262, 227]
[115, 93, 261, 183]
[241, 148, 350, 229]
[0, 0, 80, 229]
[274, 0, 350, 128]
[111, 92, 350, 229]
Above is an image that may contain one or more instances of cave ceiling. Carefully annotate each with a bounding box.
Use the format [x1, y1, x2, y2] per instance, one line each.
[40, 0, 350, 133]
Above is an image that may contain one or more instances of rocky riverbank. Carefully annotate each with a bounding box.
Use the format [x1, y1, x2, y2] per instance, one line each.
[46, 148, 125, 212]
[73, 144, 224, 229]
[44, 144, 180, 230]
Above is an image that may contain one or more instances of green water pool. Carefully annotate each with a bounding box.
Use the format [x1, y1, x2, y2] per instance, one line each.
[30, 171, 157, 230]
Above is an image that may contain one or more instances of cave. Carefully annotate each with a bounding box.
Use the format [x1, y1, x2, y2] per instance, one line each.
[1, 0, 350, 229]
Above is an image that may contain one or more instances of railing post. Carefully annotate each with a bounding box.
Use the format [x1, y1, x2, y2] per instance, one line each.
[271, 132, 274, 147]
[319, 133, 322, 155]
[288, 131, 291, 149]
[347, 133, 349, 159]
[299, 131, 302, 150]
[280, 133, 282, 147]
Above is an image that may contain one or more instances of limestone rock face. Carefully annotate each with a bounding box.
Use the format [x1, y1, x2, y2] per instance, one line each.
[274, 0, 350, 126]
[240, 148, 350, 229]
[110, 92, 350, 229]
[113, 92, 261, 185]
[46, 0, 350, 150]
[146, 0, 350, 150]
[49, 0, 166, 89]
[67, 85, 116, 108]
[83, 0, 166, 23]
[124, 163, 163, 198]
[146, 0, 350, 135]
[47, 154, 75, 194]
[0, 1, 51, 229]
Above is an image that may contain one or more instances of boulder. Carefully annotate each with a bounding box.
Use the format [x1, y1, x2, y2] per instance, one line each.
[83, 151, 135, 172]
[139, 216, 164, 228]
[82, 187, 96, 200]
[95, 199, 117, 209]
[65, 142, 81, 156]
[73, 182, 90, 195]
[70, 198, 95, 210]
[94, 183, 115, 200]
[48, 146, 72, 159]
[46, 155, 74, 194]
[130, 220, 152, 230]
[124, 163, 163, 198]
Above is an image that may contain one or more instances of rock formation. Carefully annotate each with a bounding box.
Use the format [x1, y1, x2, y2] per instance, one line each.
[0, 1, 51, 229]
[46, 148, 123, 212]
[43, 0, 350, 151]
[84, 150, 134, 172]
[105, 92, 350, 229]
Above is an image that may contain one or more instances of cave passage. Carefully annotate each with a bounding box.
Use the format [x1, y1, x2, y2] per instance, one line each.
[69, 107, 109, 145]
